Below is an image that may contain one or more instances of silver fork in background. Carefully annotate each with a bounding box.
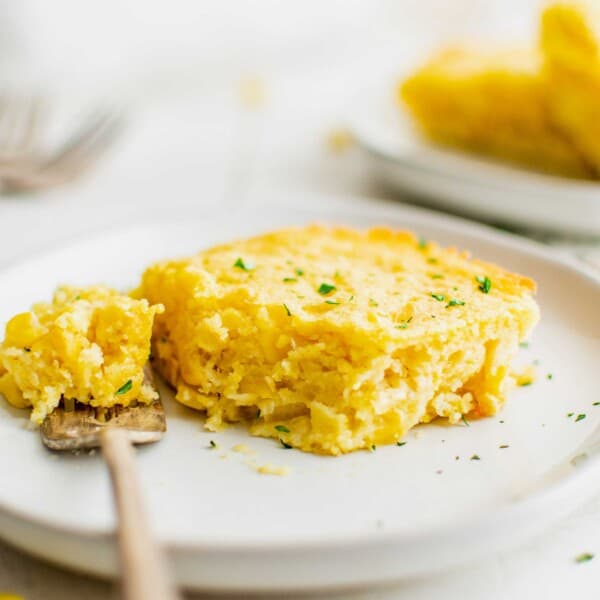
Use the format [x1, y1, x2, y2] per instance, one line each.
[0, 96, 125, 194]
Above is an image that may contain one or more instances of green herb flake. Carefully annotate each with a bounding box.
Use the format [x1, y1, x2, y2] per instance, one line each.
[209, 440, 217, 449]
[575, 414, 586, 422]
[369, 298, 379, 307]
[275, 425, 290, 433]
[430, 293, 446, 302]
[75, 295, 81, 300]
[475, 275, 492, 294]
[116, 379, 132, 396]
[325, 300, 340, 305]
[499, 444, 509, 449]
[295, 267, 304, 276]
[349, 295, 355, 302]
[318, 283, 336, 295]
[430, 274, 444, 280]
[547, 373, 553, 380]
[567, 412, 574, 418]
[233, 257, 255, 272]
[575, 553, 594, 564]
[370, 444, 377, 452]
[397, 441, 406, 447]
[283, 277, 297, 283]
[446, 298, 466, 308]
[518, 380, 533, 387]
[256, 408, 261, 419]
[593, 402, 600, 406]
[427, 257, 438, 264]
[280, 439, 292, 449]
[519, 341, 529, 349]
[470, 454, 481, 461]
[418, 237, 427, 250]
[283, 303, 292, 317]
[461, 415, 470, 427]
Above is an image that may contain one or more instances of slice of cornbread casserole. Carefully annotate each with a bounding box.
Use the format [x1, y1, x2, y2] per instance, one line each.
[541, 1, 600, 176]
[137, 226, 539, 455]
[400, 46, 590, 177]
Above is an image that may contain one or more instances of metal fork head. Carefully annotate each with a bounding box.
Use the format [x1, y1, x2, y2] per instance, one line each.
[40, 400, 167, 451]
[0, 100, 125, 194]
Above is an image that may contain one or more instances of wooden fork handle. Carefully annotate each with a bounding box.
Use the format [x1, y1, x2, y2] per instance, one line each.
[101, 428, 180, 600]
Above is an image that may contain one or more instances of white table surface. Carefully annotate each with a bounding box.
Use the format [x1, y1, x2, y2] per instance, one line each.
[1, 19, 600, 598]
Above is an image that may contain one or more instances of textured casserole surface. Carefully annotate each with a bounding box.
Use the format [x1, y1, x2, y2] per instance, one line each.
[400, 45, 589, 178]
[137, 225, 540, 455]
[0, 286, 163, 423]
[541, 1, 600, 175]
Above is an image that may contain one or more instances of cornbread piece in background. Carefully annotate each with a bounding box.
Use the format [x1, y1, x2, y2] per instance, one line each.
[541, 1, 600, 175]
[138, 225, 539, 455]
[0, 286, 163, 423]
[400, 46, 589, 177]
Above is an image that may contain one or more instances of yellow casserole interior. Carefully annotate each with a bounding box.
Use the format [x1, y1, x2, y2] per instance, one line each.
[137, 225, 539, 455]
[0, 286, 163, 423]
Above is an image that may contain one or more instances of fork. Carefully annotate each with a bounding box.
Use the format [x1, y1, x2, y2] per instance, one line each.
[0, 96, 124, 193]
[40, 367, 180, 600]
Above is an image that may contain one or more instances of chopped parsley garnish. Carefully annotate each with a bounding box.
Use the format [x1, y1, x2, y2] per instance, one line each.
[295, 267, 304, 276]
[594, 402, 600, 406]
[370, 444, 377, 452]
[470, 454, 481, 460]
[518, 380, 533, 387]
[446, 298, 465, 308]
[349, 295, 355, 302]
[567, 412, 574, 418]
[461, 415, 470, 427]
[318, 283, 336, 295]
[116, 379, 132, 395]
[75, 295, 81, 300]
[430, 293, 446, 302]
[275, 425, 290, 433]
[325, 300, 340, 305]
[475, 275, 492, 294]
[256, 408, 261, 419]
[499, 445, 509, 449]
[209, 440, 217, 449]
[575, 553, 594, 563]
[395, 317, 412, 329]
[397, 441, 406, 447]
[575, 414, 586, 422]
[233, 257, 255, 271]
[418, 237, 427, 249]
[283, 303, 292, 316]
[283, 277, 297, 283]
[430, 274, 444, 279]
[547, 373, 553, 380]
[427, 257, 438, 264]
[519, 341, 529, 349]
[280, 439, 292, 449]
[369, 298, 379, 307]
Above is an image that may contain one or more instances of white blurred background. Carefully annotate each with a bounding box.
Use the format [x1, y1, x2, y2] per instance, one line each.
[0, 0, 539, 98]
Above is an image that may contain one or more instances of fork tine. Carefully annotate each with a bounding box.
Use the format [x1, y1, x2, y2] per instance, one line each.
[42, 111, 124, 175]
[0, 95, 19, 160]
[17, 96, 44, 153]
[0, 95, 43, 161]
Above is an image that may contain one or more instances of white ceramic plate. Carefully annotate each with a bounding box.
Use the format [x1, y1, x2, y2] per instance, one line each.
[0, 198, 599, 593]
[348, 78, 600, 236]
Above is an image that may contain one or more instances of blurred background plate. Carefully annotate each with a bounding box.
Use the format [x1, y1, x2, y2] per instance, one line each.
[349, 77, 600, 236]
